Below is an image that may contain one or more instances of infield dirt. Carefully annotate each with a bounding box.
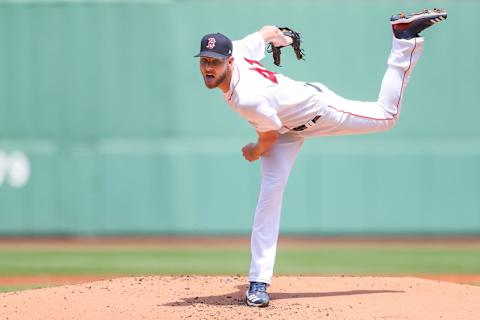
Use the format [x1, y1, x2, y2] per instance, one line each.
[1, 276, 479, 320]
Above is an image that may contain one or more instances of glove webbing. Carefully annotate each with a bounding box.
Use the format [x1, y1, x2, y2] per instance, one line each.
[267, 27, 305, 67]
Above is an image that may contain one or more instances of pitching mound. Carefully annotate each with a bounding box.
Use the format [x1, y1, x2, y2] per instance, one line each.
[1, 276, 479, 320]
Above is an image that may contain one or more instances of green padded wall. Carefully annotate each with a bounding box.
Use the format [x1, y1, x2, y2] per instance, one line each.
[0, 1, 479, 235]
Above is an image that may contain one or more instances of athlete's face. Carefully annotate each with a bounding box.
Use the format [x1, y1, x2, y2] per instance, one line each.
[199, 56, 232, 89]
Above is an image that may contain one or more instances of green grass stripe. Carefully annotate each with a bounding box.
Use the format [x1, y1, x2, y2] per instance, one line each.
[0, 285, 47, 293]
[0, 247, 478, 276]
[275, 248, 480, 274]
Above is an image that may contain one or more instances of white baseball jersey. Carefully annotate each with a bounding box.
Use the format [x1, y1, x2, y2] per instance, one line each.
[223, 32, 322, 133]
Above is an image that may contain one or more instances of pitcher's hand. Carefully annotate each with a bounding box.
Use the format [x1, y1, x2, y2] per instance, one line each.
[242, 143, 261, 162]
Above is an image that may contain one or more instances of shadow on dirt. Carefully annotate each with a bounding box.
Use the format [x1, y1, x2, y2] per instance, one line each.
[163, 284, 404, 307]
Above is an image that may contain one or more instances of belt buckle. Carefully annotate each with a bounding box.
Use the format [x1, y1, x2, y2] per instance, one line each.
[292, 115, 321, 132]
[306, 115, 321, 128]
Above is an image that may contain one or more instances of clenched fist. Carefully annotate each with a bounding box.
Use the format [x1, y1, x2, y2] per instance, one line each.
[242, 143, 261, 162]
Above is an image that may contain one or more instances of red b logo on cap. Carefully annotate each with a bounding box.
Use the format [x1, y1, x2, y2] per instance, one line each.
[206, 37, 216, 49]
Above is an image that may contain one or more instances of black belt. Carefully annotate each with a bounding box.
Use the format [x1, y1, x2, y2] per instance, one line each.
[291, 83, 323, 132]
[292, 115, 321, 131]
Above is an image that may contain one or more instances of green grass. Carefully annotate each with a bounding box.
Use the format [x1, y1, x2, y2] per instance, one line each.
[0, 247, 478, 276]
[276, 248, 480, 274]
[0, 285, 45, 293]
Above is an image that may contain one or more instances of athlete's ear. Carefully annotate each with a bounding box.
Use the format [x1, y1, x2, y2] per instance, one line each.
[227, 56, 234, 65]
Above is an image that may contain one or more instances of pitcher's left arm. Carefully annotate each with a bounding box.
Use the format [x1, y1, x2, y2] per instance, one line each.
[242, 130, 279, 162]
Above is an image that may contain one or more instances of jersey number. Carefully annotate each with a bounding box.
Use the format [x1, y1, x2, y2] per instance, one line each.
[244, 58, 278, 84]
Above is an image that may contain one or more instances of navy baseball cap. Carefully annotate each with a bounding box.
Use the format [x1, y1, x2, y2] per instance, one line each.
[194, 33, 233, 59]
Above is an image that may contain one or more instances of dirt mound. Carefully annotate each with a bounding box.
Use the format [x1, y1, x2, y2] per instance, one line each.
[1, 276, 479, 320]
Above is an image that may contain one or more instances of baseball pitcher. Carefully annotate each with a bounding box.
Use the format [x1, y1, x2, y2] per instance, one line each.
[195, 8, 447, 307]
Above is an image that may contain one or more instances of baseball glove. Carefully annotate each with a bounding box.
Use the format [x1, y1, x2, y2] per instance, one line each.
[267, 27, 305, 67]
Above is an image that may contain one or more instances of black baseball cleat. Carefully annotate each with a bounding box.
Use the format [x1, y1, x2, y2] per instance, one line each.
[245, 281, 270, 307]
[391, 8, 447, 40]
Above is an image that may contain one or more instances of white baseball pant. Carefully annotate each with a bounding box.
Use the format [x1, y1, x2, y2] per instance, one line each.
[248, 37, 424, 284]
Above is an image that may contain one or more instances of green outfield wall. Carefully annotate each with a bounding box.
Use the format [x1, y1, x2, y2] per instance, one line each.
[0, 0, 479, 235]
